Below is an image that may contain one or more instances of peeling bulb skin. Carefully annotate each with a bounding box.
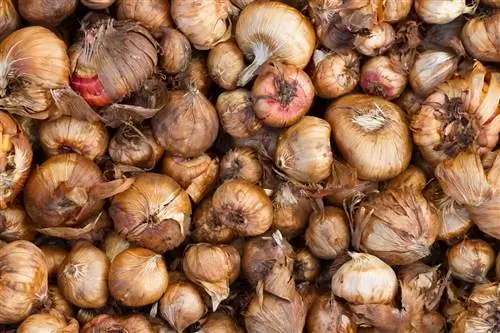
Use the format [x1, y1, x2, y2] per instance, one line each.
[447, 239, 495, 283]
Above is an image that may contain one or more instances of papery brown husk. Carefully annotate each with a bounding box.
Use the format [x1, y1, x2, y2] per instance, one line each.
[220, 147, 262, 184]
[102, 230, 130, 262]
[412, 63, 500, 167]
[116, 0, 172, 38]
[423, 180, 473, 242]
[0, 0, 19, 42]
[272, 183, 311, 238]
[108, 247, 169, 307]
[171, 0, 237, 50]
[57, 240, 109, 309]
[40, 245, 68, 277]
[447, 239, 495, 283]
[0, 112, 33, 209]
[312, 49, 360, 99]
[307, 294, 357, 333]
[160, 28, 192, 75]
[109, 123, 164, 169]
[118, 314, 155, 333]
[396, 89, 424, 119]
[109, 172, 192, 253]
[461, 12, 500, 63]
[0, 241, 48, 324]
[325, 94, 412, 181]
[497, 252, 500, 281]
[17, 313, 79, 333]
[39, 116, 109, 161]
[166, 54, 213, 96]
[422, 18, 466, 57]
[360, 55, 408, 100]
[243, 231, 296, 301]
[442, 283, 467, 323]
[18, 0, 76, 26]
[197, 311, 244, 333]
[159, 279, 206, 332]
[81, 0, 115, 9]
[37, 211, 111, 242]
[233, 126, 279, 159]
[44, 285, 74, 319]
[69, 18, 157, 107]
[216, 89, 262, 139]
[354, 23, 395, 57]
[212, 179, 273, 237]
[381, 0, 412, 23]
[162, 154, 220, 203]
[208, 41, 246, 90]
[191, 196, 237, 244]
[385, 165, 427, 191]
[352, 187, 441, 265]
[0, 204, 36, 242]
[24, 153, 131, 228]
[293, 248, 320, 282]
[81, 314, 125, 333]
[245, 282, 307, 333]
[100, 77, 168, 128]
[0, 27, 69, 119]
[152, 89, 219, 157]
[306, 206, 350, 260]
[183, 243, 241, 310]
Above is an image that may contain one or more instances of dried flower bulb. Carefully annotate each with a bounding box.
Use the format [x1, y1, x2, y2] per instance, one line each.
[40, 245, 68, 277]
[159, 279, 206, 332]
[152, 89, 219, 157]
[18, 0, 77, 26]
[0, 241, 48, 324]
[409, 50, 459, 97]
[0, 26, 69, 118]
[423, 181, 473, 242]
[307, 294, 357, 333]
[0, 112, 33, 208]
[212, 179, 273, 236]
[332, 252, 398, 304]
[243, 231, 296, 300]
[305, 206, 350, 260]
[116, 0, 172, 39]
[81, 314, 123, 333]
[160, 28, 192, 74]
[360, 56, 407, 100]
[354, 23, 395, 56]
[325, 95, 412, 181]
[109, 247, 168, 307]
[167, 54, 213, 96]
[396, 89, 424, 119]
[275, 116, 333, 183]
[118, 314, 155, 333]
[208, 41, 246, 90]
[235, 1, 315, 86]
[171, 0, 237, 50]
[0, 0, 19, 42]
[386, 165, 427, 191]
[58, 241, 109, 308]
[220, 148, 262, 184]
[108, 124, 164, 169]
[381, 0, 412, 23]
[245, 284, 307, 333]
[252, 62, 315, 128]
[353, 187, 440, 265]
[413, 64, 500, 166]
[293, 248, 321, 282]
[39, 116, 109, 161]
[216, 89, 262, 139]
[70, 19, 157, 107]
[183, 243, 240, 310]
[81, 0, 115, 9]
[46, 285, 74, 319]
[162, 154, 219, 203]
[325, 158, 379, 207]
[192, 196, 237, 244]
[496, 253, 500, 281]
[447, 239, 495, 283]
[482, 0, 500, 6]
[272, 183, 311, 238]
[461, 12, 500, 63]
[312, 49, 360, 99]
[198, 311, 244, 333]
[18, 313, 79, 333]
[0, 204, 35, 242]
[23, 154, 113, 228]
[109, 173, 192, 253]
[230, 0, 255, 9]
[415, 0, 477, 24]
[102, 231, 130, 262]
